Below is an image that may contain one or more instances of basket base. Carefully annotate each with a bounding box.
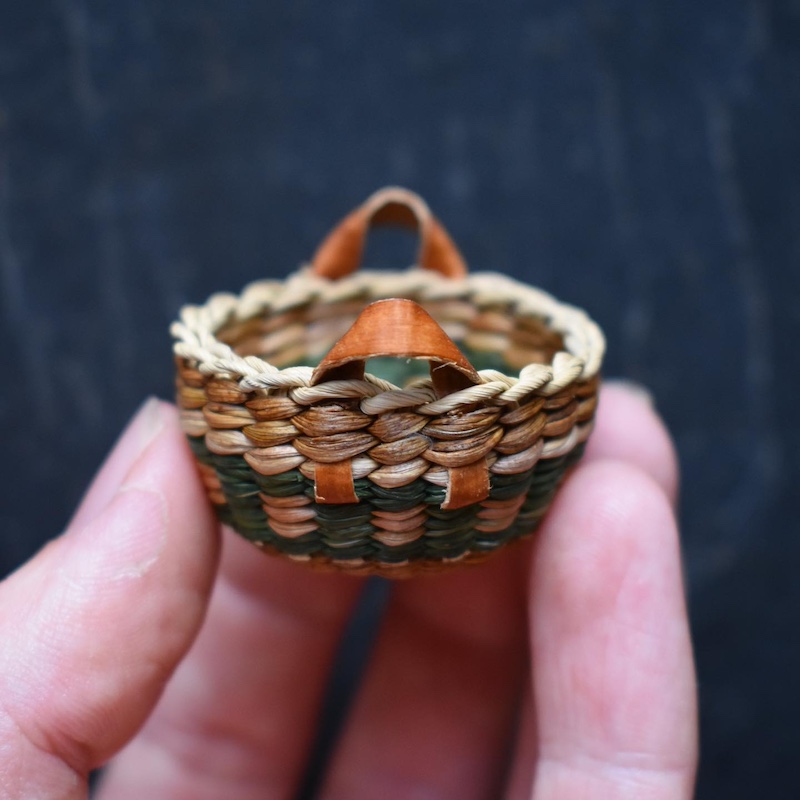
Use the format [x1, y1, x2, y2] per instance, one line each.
[250, 537, 521, 578]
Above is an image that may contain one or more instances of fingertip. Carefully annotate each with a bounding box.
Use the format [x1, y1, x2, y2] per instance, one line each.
[529, 457, 688, 664]
[585, 381, 680, 504]
[68, 397, 166, 530]
[529, 458, 697, 789]
[98, 398, 221, 645]
[535, 458, 680, 583]
[70, 398, 219, 600]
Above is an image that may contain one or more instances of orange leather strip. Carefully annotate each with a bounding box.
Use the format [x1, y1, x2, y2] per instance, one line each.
[311, 298, 481, 398]
[309, 192, 487, 507]
[443, 459, 491, 510]
[314, 460, 358, 504]
[311, 187, 467, 280]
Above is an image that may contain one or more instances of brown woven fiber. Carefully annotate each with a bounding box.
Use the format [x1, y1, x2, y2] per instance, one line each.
[171, 188, 605, 577]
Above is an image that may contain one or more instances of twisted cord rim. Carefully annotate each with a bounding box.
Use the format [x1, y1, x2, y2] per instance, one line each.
[172, 267, 605, 413]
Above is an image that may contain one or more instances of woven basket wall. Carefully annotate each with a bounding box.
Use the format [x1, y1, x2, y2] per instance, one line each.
[172, 189, 605, 577]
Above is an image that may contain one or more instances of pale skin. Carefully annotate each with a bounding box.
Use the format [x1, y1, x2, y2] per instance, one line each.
[0, 383, 697, 799]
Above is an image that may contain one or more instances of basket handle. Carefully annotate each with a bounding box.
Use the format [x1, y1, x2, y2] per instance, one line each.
[311, 298, 480, 396]
[310, 187, 468, 280]
[310, 299, 489, 509]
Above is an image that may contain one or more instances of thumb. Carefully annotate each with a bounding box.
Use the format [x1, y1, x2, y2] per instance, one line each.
[0, 399, 219, 797]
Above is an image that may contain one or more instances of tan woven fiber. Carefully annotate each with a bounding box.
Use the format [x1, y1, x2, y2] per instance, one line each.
[173, 268, 604, 402]
[172, 188, 605, 576]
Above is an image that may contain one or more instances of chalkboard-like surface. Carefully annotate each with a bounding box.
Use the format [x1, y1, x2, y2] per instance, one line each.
[1, 3, 798, 796]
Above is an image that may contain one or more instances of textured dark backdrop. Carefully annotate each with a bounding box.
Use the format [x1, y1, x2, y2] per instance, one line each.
[1, 2, 798, 797]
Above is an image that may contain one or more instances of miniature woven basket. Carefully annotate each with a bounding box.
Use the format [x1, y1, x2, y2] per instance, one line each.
[172, 188, 605, 577]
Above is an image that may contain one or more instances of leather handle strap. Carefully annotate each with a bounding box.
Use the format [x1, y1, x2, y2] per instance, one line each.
[311, 187, 468, 280]
[310, 299, 489, 509]
[311, 298, 480, 397]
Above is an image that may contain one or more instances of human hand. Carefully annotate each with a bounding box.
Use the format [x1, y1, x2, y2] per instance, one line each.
[0, 384, 697, 799]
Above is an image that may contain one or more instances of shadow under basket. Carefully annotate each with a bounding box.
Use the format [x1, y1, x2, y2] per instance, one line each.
[172, 188, 605, 577]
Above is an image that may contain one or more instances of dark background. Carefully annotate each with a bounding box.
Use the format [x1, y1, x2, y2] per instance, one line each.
[1, 2, 798, 797]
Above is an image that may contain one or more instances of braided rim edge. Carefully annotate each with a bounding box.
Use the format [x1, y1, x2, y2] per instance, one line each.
[171, 267, 606, 413]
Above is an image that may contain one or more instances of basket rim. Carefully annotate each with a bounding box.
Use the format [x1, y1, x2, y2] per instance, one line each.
[171, 266, 605, 414]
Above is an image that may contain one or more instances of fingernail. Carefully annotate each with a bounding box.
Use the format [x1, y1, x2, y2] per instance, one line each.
[106, 485, 169, 579]
[105, 401, 169, 578]
[605, 379, 655, 408]
[68, 483, 169, 582]
[132, 397, 166, 456]
[69, 406, 169, 578]
[67, 397, 166, 532]
[102, 396, 166, 487]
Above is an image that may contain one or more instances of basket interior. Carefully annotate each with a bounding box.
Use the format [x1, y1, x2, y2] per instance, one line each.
[216, 295, 565, 386]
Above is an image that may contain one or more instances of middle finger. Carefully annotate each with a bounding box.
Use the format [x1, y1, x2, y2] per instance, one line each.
[321, 545, 529, 800]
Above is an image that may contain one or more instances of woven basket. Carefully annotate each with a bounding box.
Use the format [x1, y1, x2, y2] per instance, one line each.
[172, 188, 605, 577]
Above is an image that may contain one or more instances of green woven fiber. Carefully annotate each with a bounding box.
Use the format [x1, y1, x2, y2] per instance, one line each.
[252, 468, 310, 499]
[189, 435, 585, 565]
[483, 448, 584, 548]
[360, 481, 428, 510]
